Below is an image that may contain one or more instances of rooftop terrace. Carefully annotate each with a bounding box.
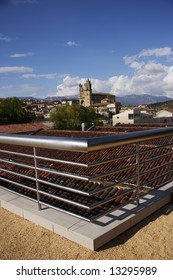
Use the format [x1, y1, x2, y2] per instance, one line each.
[0, 126, 173, 249]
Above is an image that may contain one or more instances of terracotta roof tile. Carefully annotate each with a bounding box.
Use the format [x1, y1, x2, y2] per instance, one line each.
[0, 122, 50, 134]
[0, 130, 173, 220]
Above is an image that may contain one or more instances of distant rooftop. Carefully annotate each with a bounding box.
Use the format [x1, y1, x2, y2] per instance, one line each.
[0, 122, 50, 134]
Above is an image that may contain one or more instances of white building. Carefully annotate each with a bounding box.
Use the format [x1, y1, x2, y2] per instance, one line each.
[154, 109, 173, 124]
[112, 109, 153, 126]
[155, 109, 173, 118]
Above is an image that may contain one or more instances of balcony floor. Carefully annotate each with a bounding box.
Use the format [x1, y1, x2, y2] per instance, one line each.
[0, 182, 172, 250]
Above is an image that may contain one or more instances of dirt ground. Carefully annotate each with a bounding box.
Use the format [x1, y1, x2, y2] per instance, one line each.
[0, 203, 173, 260]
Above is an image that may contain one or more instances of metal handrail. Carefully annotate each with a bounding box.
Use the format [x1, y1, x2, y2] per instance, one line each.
[0, 126, 173, 152]
[0, 127, 173, 221]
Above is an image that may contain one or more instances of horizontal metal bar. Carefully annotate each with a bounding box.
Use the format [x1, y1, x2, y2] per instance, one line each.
[48, 166, 139, 185]
[1, 140, 172, 168]
[0, 148, 88, 167]
[39, 184, 137, 210]
[39, 201, 91, 222]
[87, 150, 137, 167]
[0, 158, 35, 170]
[36, 166, 90, 181]
[0, 133, 88, 153]
[140, 150, 173, 166]
[0, 127, 173, 153]
[0, 168, 36, 182]
[0, 127, 173, 222]
[35, 155, 88, 167]
[89, 197, 138, 222]
[100, 174, 138, 186]
[89, 187, 137, 210]
[0, 149, 33, 158]
[0, 176, 37, 192]
[0, 148, 89, 168]
[151, 178, 173, 190]
[138, 141, 173, 154]
[39, 177, 138, 197]
[0, 184, 37, 203]
[1, 158, 138, 190]
[0, 165, 117, 197]
[38, 178, 91, 196]
[80, 141, 173, 168]
[140, 160, 173, 177]
[38, 190, 90, 209]
[89, 163, 137, 180]
[141, 168, 173, 186]
[40, 195, 138, 222]
[86, 127, 173, 152]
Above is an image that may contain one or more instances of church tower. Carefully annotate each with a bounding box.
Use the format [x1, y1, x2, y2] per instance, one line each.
[79, 79, 92, 107]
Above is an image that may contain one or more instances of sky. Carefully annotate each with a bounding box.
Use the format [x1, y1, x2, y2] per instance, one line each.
[0, 0, 173, 99]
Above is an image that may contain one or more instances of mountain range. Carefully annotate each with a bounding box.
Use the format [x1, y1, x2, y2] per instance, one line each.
[116, 94, 173, 106]
[19, 94, 173, 106]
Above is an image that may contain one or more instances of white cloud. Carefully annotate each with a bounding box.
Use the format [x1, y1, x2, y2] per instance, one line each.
[0, 33, 12, 42]
[123, 55, 144, 70]
[55, 75, 132, 97]
[66, 41, 79, 47]
[55, 47, 173, 98]
[0, 84, 40, 98]
[128, 61, 144, 70]
[1, 46, 172, 99]
[22, 73, 58, 79]
[163, 66, 173, 87]
[56, 75, 85, 96]
[141, 62, 167, 74]
[139, 47, 173, 57]
[10, 52, 33, 58]
[0, 66, 33, 74]
[123, 55, 136, 65]
[124, 47, 173, 70]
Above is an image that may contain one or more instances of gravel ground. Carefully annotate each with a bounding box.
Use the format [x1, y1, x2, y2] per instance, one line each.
[0, 204, 173, 260]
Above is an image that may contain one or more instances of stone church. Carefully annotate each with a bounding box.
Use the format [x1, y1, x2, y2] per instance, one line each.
[79, 79, 120, 115]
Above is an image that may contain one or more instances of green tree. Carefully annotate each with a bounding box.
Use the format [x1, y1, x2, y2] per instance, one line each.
[0, 97, 34, 124]
[50, 104, 99, 130]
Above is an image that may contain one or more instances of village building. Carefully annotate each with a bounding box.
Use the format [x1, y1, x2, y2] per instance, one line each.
[154, 109, 173, 125]
[79, 79, 121, 115]
[113, 108, 173, 126]
[112, 108, 154, 126]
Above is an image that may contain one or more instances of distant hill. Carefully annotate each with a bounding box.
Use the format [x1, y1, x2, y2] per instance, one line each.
[147, 99, 173, 110]
[16, 94, 173, 107]
[116, 94, 173, 106]
[19, 96, 37, 100]
[45, 95, 79, 101]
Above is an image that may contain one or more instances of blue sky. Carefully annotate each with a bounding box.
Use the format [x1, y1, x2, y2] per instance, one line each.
[0, 0, 173, 98]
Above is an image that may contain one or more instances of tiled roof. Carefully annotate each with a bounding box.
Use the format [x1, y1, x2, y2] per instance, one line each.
[0, 122, 50, 134]
[0, 129, 173, 220]
[93, 124, 170, 133]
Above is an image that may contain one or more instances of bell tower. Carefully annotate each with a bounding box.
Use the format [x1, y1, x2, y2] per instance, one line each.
[79, 79, 92, 107]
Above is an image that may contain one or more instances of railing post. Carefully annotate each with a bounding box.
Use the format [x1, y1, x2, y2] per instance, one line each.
[33, 147, 41, 210]
[136, 143, 140, 206]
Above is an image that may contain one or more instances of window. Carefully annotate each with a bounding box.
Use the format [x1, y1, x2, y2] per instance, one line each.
[128, 114, 134, 119]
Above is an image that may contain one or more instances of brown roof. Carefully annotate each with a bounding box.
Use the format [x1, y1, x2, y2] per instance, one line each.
[0, 129, 172, 220]
[167, 108, 173, 113]
[0, 122, 50, 134]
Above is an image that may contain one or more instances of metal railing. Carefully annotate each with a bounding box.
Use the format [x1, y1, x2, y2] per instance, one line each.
[0, 126, 173, 221]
